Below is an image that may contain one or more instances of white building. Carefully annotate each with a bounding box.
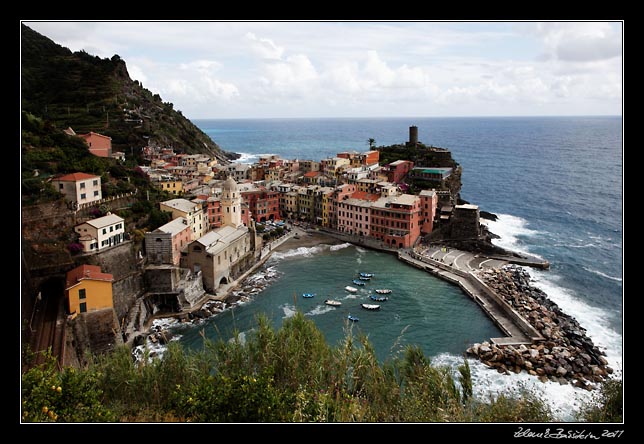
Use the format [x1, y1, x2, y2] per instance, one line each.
[74, 213, 125, 253]
[51, 172, 102, 206]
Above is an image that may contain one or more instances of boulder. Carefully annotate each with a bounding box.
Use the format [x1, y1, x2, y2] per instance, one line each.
[556, 366, 568, 377]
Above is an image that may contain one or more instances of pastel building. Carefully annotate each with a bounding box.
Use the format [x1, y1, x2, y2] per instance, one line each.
[74, 213, 125, 253]
[145, 217, 192, 265]
[384, 160, 414, 184]
[337, 191, 379, 236]
[419, 190, 438, 234]
[51, 172, 102, 206]
[241, 187, 280, 223]
[78, 132, 112, 158]
[159, 198, 206, 241]
[369, 193, 422, 249]
[65, 264, 114, 314]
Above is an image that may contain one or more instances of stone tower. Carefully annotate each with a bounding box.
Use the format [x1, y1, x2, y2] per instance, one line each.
[222, 176, 242, 228]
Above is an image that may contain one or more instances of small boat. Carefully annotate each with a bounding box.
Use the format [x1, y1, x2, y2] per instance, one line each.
[352, 279, 366, 286]
[347, 314, 359, 322]
[375, 289, 392, 294]
[358, 276, 371, 281]
[345, 286, 358, 293]
[361, 303, 380, 310]
[324, 299, 342, 307]
[302, 293, 316, 298]
[370, 294, 388, 302]
[359, 272, 374, 278]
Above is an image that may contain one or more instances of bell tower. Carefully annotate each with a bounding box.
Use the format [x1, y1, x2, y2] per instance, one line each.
[221, 176, 242, 228]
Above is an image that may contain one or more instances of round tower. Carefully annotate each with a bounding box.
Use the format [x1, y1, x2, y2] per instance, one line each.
[409, 125, 418, 145]
[222, 176, 242, 228]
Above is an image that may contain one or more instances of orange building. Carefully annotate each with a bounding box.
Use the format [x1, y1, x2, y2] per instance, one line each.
[419, 190, 438, 234]
[79, 132, 112, 157]
[65, 264, 114, 314]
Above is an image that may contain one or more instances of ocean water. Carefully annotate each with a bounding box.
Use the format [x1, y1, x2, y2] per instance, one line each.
[172, 116, 622, 419]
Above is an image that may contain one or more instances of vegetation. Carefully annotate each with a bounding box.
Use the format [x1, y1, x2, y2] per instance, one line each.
[21, 312, 621, 423]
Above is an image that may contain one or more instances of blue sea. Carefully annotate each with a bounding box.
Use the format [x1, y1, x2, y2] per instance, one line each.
[162, 116, 623, 419]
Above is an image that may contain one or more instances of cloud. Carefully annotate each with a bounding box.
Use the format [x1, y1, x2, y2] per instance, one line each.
[245, 32, 285, 60]
[534, 22, 622, 62]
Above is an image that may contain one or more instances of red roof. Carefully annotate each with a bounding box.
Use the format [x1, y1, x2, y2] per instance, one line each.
[54, 172, 100, 182]
[350, 191, 380, 202]
[66, 264, 113, 289]
[304, 171, 320, 178]
[78, 131, 112, 140]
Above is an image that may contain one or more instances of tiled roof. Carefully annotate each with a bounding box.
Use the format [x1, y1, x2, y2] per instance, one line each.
[65, 264, 113, 289]
[53, 172, 100, 182]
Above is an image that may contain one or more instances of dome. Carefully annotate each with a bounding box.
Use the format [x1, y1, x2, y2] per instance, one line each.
[223, 176, 238, 192]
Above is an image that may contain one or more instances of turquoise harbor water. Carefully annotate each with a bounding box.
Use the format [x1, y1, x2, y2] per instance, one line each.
[148, 116, 622, 418]
[175, 243, 502, 360]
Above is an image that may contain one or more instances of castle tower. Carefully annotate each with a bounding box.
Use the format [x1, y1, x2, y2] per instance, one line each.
[409, 125, 418, 145]
[222, 176, 242, 228]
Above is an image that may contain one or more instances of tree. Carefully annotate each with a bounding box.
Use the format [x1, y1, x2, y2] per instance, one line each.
[368, 138, 376, 149]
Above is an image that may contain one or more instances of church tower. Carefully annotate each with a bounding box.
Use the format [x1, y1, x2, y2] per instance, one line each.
[222, 176, 242, 228]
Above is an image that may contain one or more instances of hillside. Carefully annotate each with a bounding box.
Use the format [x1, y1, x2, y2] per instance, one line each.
[21, 23, 238, 163]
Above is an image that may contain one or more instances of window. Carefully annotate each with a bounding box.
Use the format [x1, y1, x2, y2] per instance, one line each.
[93, 180, 98, 186]
[80, 182, 86, 189]
[94, 191, 99, 196]
[102, 228, 107, 235]
[79, 289, 86, 300]
[110, 226, 113, 232]
[80, 193, 86, 200]
[59, 184, 64, 190]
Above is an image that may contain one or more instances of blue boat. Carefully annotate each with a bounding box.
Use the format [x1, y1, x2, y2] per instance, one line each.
[358, 276, 371, 281]
[347, 314, 359, 322]
[302, 293, 316, 298]
[370, 294, 388, 302]
[360, 272, 374, 278]
[352, 279, 366, 286]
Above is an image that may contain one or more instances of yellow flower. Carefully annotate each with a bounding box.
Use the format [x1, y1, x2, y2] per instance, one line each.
[56, 386, 62, 393]
[42, 406, 48, 414]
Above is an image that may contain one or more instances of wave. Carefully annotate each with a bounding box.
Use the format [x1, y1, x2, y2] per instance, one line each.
[330, 242, 353, 251]
[583, 267, 623, 282]
[306, 305, 335, 316]
[280, 303, 297, 319]
[270, 245, 326, 261]
[527, 269, 622, 375]
[481, 213, 540, 257]
[431, 353, 595, 421]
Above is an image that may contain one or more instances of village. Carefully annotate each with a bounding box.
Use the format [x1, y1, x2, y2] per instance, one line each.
[54, 126, 479, 331]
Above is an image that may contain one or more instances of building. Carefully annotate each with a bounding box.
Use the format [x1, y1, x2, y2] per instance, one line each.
[384, 160, 414, 184]
[451, 204, 481, 239]
[74, 213, 125, 253]
[419, 190, 438, 234]
[181, 177, 260, 293]
[408, 167, 453, 182]
[65, 264, 114, 314]
[51, 172, 102, 206]
[337, 191, 379, 236]
[156, 178, 183, 196]
[369, 193, 422, 249]
[78, 131, 112, 158]
[159, 198, 206, 240]
[242, 188, 280, 223]
[145, 217, 192, 265]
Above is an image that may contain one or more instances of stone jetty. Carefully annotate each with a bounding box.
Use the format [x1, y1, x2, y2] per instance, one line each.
[466, 265, 613, 389]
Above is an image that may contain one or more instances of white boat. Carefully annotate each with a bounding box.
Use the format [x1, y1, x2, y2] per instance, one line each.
[324, 299, 342, 307]
[375, 289, 392, 294]
[345, 286, 358, 293]
[361, 303, 381, 310]
[360, 272, 374, 278]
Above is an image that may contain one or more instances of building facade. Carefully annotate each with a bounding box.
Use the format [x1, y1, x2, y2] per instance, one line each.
[74, 213, 125, 253]
[145, 217, 192, 265]
[51, 172, 102, 206]
[78, 132, 112, 158]
[159, 198, 206, 241]
[65, 264, 114, 314]
[419, 190, 438, 235]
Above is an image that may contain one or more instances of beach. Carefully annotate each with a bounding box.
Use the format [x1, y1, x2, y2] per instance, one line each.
[273, 227, 343, 252]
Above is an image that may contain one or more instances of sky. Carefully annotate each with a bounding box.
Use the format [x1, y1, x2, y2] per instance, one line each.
[23, 21, 623, 120]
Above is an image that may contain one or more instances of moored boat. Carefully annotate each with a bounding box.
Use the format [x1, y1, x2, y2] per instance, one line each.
[324, 299, 342, 307]
[375, 289, 392, 294]
[345, 286, 358, 293]
[352, 279, 366, 286]
[359, 272, 374, 278]
[347, 314, 359, 322]
[361, 303, 380, 310]
[370, 294, 388, 302]
[358, 276, 371, 281]
[302, 293, 316, 298]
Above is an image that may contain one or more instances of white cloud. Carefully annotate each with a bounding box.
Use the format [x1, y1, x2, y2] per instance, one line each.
[245, 32, 285, 60]
[534, 22, 622, 62]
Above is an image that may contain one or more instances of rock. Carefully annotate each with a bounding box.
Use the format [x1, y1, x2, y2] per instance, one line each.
[599, 356, 609, 366]
[529, 349, 540, 360]
[606, 367, 614, 374]
[556, 366, 568, 377]
[133, 335, 145, 347]
[539, 376, 549, 383]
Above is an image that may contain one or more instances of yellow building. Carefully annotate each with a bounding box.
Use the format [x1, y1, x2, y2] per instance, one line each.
[65, 264, 114, 314]
[157, 179, 183, 196]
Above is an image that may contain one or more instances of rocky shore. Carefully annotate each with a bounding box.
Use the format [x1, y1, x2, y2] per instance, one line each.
[466, 265, 613, 390]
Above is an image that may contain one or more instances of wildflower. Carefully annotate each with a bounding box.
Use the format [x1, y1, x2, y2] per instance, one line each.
[56, 386, 62, 393]
[42, 406, 48, 414]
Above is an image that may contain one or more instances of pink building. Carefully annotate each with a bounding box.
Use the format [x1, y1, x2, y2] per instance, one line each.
[329, 184, 357, 229]
[384, 160, 414, 184]
[419, 190, 438, 234]
[336, 191, 379, 236]
[369, 194, 422, 249]
[78, 132, 112, 158]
